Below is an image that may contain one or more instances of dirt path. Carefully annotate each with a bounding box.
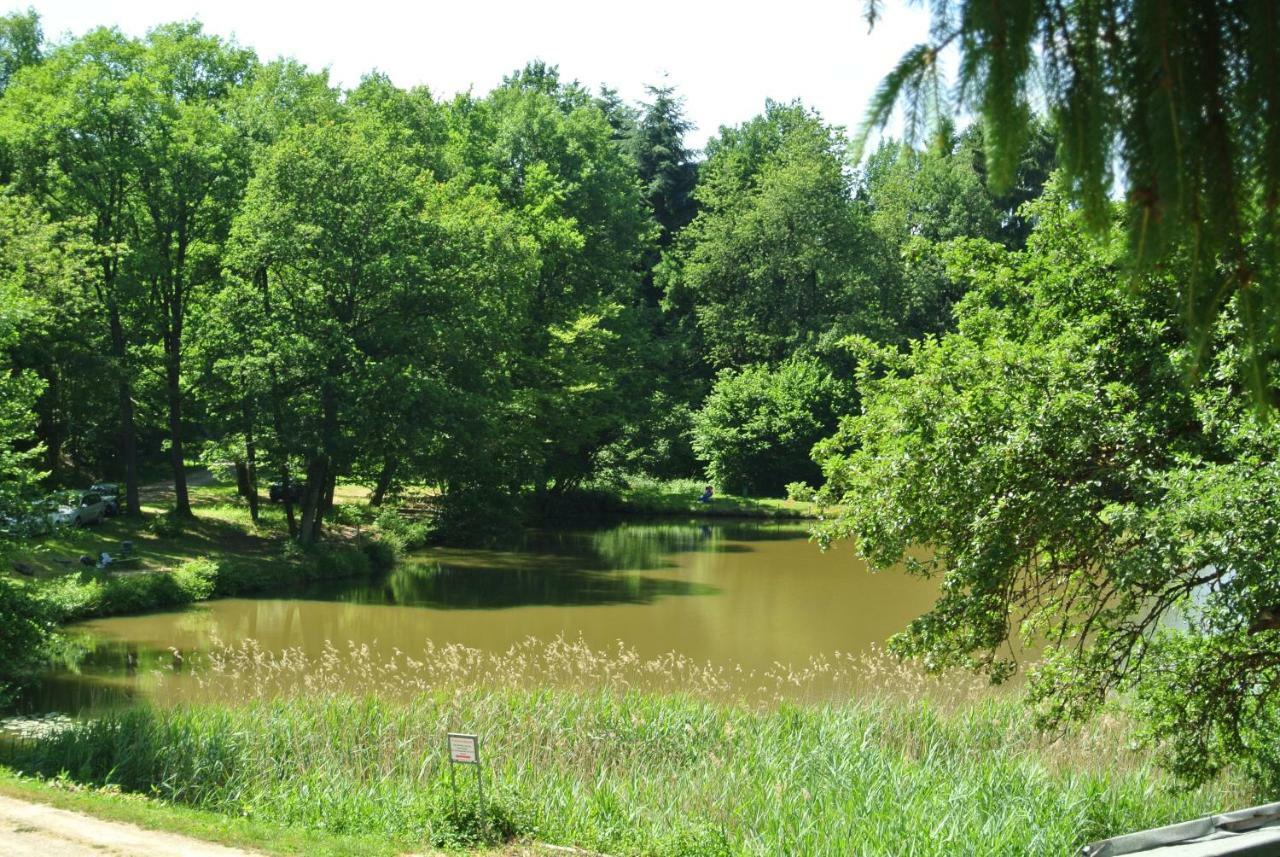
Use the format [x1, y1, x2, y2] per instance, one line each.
[138, 467, 216, 506]
[0, 794, 260, 856]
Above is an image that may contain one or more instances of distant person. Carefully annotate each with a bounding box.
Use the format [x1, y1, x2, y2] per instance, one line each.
[698, 485, 713, 503]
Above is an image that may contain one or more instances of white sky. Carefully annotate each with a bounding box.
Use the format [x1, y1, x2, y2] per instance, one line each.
[17, 0, 933, 151]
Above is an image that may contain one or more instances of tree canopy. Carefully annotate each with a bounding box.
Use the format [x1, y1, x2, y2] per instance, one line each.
[816, 187, 1280, 786]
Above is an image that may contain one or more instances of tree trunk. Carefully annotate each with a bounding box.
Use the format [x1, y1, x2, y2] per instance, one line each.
[244, 417, 259, 524]
[321, 469, 336, 516]
[370, 458, 397, 507]
[297, 454, 329, 545]
[235, 460, 252, 500]
[280, 462, 298, 539]
[108, 303, 140, 517]
[165, 348, 191, 516]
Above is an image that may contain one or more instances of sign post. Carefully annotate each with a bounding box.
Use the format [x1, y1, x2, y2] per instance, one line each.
[446, 732, 485, 832]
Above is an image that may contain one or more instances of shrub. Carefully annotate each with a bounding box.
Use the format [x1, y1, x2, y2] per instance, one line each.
[36, 574, 105, 621]
[308, 545, 372, 580]
[692, 356, 852, 496]
[28, 547, 384, 625]
[785, 481, 818, 503]
[212, 558, 293, 597]
[375, 507, 433, 553]
[148, 509, 185, 538]
[331, 502, 374, 527]
[0, 577, 52, 703]
[359, 538, 397, 572]
[172, 558, 219, 601]
[95, 571, 187, 615]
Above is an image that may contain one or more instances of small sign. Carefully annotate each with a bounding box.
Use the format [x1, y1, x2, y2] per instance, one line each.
[448, 732, 479, 764]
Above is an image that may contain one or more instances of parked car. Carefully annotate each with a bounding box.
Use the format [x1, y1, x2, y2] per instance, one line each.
[90, 482, 121, 516]
[46, 491, 108, 528]
[269, 480, 304, 503]
[0, 501, 53, 538]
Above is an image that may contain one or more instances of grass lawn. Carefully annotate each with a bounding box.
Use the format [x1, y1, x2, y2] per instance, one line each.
[0, 475, 381, 581]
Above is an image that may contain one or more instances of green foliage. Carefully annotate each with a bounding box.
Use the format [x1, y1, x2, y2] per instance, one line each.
[693, 355, 851, 496]
[857, 123, 1056, 342]
[0, 194, 52, 524]
[816, 188, 1280, 786]
[784, 481, 817, 503]
[630, 82, 698, 251]
[357, 538, 397, 573]
[148, 509, 186, 538]
[863, 0, 1280, 394]
[0, 8, 40, 96]
[373, 507, 434, 554]
[0, 576, 51, 702]
[172, 557, 219, 600]
[664, 101, 886, 369]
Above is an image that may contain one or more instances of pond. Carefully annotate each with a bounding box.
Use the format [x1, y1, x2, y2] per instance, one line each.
[16, 519, 940, 716]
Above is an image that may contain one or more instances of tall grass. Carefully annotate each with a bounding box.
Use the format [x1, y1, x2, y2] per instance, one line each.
[0, 638, 1257, 855]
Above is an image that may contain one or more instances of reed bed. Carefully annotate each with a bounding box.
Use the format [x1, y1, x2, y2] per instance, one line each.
[185, 635, 995, 709]
[1, 637, 1258, 855]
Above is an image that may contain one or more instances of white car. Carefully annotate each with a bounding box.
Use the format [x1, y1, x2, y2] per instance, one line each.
[89, 482, 121, 516]
[46, 492, 108, 528]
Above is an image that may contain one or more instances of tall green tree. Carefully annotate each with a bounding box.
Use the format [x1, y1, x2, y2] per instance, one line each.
[857, 122, 1054, 342]
[0, 27, 148, 514]
[133, 23, 255, 516]
[816, 188, 1280, 786]
[663, 100, 885, 369]
[226, 102, 536, 542]
[630, 83, 697, 255]
[450, 63, 654, 498]
[0, 8, 40, 96]
[0, 194, 56, 523]
[1, 193, 104, 480]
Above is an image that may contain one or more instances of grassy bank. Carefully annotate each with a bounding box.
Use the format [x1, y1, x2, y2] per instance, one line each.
[31, 542, 393, 623]
[0, 686, 1256, 856]
[1, 477, 398, 624]
[558, 477, 826, 520]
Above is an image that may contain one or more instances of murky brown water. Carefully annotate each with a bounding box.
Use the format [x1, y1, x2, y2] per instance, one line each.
[22, 521, 940, 714]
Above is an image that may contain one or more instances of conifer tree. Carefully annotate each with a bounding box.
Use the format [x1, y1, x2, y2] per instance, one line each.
[630, 83, 698, 249]
[863, 0, 1280, 394]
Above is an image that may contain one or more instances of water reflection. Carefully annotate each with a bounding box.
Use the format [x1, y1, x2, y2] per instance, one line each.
[309, 560, 718, 609]
[507, 521, 786, 571]
[14, 519, 941, 716]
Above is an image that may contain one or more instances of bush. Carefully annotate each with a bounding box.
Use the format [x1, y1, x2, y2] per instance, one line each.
[375, 507, 434, 553]
[692, 356, 852, 496]
[307, 545, 372, 580]
[785, 481, 818, 503]
[359, 538, 397, 572]
[331, 502, 374, 527]
[0, 577, 52, 703]
[172, 558, 219, 600]
[434, 487, 520, 544]
[211, 558, 293, 597]
[95, 571, 188, 615]
[148, 509, 185, 538]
